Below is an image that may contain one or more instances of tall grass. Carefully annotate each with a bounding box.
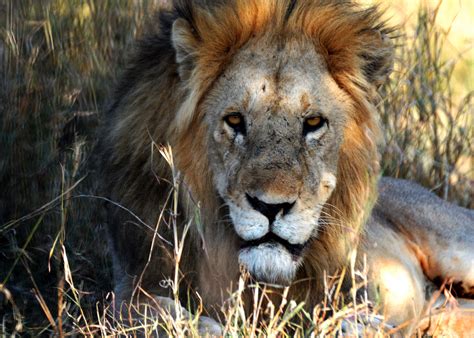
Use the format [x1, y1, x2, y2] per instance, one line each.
[380, 3, 473, 208]
[0, 0, 472, 335]
[1, 0, 163, 334]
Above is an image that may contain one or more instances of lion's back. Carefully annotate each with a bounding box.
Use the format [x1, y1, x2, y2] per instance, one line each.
[375, 177, 474, 229]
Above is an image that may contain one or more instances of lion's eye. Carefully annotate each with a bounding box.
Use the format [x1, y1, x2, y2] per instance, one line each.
[226, 114, 242, 126]
[224, 112, 246, 135]
[303, 116, 326, 135]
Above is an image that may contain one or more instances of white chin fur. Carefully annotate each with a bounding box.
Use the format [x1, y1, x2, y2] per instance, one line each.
[238, 243, 301, 285]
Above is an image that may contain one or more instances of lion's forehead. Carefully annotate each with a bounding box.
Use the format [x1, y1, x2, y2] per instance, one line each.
[215, 38, 348, 120]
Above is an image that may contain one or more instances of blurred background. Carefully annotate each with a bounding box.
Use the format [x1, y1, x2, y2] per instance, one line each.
[0, 0, 472, 335]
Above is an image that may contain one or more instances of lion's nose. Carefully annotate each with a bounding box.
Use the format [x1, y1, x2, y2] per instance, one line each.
[246, 193, 295, 224]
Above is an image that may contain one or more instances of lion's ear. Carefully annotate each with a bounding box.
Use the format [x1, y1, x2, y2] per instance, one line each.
[361, 31, 394, 88]
[171, 18, 199, 81]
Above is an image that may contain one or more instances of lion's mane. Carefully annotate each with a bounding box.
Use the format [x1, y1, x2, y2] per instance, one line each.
[101, 0, 393, 306]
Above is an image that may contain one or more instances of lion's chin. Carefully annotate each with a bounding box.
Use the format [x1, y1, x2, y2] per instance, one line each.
[238, 242, 302, 285]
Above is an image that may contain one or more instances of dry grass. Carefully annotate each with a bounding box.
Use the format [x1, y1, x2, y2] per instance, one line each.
[0, 0, 472, 336]
[380, 2, 473, 208]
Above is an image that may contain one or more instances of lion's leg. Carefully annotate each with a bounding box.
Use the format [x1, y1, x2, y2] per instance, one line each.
[365, 215, 427, 333]
[375, 177, 474, 296]
[110, 258, 223, 335]
[113, 292, 223, 336]
[106, 207, 222, 335]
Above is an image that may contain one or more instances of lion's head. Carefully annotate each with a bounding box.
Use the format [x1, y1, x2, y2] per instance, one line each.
[200, 39, 347, 283]
[166, 0, 393, 286]
[105, 0, 394, 291]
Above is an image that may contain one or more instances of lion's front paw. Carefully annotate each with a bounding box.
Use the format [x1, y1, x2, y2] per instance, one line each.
[196, 315, 223, 336]
[339, 315, 398, 337]
[153, 296, 223, 336]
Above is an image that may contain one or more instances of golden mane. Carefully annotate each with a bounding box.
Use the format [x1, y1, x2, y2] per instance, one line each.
[104, 0, 393, 307]
[170, 0, 393, 303]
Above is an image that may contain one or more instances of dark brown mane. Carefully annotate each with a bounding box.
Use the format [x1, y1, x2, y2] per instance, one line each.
[101, 0, 393, 308]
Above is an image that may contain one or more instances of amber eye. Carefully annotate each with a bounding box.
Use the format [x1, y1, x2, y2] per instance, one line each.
[303, 116, 326, 135]
[226, 114, 242, 126]
[306, 116, 321, 127]
[224, 112, 246, 135]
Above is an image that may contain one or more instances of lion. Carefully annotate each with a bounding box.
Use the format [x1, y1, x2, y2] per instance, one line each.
[99, 0, 474, 334]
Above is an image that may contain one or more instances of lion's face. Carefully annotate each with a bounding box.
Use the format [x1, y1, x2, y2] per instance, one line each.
[202, 38, 352, 284]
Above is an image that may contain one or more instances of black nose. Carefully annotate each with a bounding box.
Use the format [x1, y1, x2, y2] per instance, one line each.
[246, 194, 295, 224]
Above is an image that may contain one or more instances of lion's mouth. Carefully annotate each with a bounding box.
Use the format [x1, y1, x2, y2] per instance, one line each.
[239, 232, 307, 258]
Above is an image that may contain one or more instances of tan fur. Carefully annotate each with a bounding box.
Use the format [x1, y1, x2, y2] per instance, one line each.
[100, 0, 473, 335]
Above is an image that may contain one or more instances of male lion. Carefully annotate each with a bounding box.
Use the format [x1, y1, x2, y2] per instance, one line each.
[99, 0, 474, 334]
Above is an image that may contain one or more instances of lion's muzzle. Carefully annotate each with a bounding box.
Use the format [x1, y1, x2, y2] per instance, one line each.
[233, 194, 314, 284]
[225, 175, 333, 284]
[242, 193, 309, 255]
[240, 232, 307, 258]
[245, 193, 295, 224]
